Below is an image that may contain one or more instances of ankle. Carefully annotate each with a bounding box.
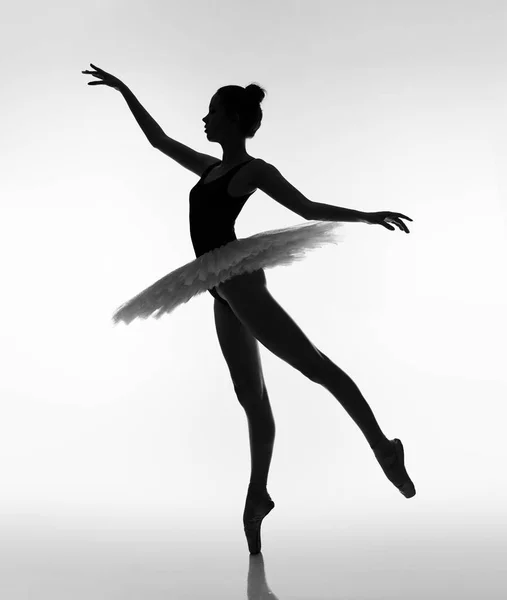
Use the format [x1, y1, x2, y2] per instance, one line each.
[248, 482, 267, 494]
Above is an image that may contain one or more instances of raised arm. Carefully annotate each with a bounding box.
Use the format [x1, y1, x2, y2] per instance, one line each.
[83, 63, 165, 144]
[120, 85, 166, 145]
[83, 63, 218, 176]
[122, 87, 219, 175]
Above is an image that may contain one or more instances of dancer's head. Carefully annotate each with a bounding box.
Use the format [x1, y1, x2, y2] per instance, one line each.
[203, 84, 266, 147]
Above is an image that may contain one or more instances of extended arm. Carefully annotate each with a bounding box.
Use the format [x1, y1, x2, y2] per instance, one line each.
[120, 85, 166, 145]
[305, 201, 368, 223]
[307, 202, 412, 231]
[253, 160, 368, 223]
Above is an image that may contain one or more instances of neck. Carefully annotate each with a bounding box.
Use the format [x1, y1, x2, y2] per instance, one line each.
[220, 141, 249, 165]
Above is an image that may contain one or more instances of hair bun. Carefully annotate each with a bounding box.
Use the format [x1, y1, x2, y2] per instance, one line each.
[216, 82, 266, 139]
[245, 83, 266, 104]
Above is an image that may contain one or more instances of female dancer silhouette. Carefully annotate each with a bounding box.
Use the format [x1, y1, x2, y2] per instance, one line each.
[83, 64, 415, 555]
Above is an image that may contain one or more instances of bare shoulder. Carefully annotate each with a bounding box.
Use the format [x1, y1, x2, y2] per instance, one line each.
[249, 157, 282, 186]
[248, 158, 313, 218]
[248, 157, 268, 183]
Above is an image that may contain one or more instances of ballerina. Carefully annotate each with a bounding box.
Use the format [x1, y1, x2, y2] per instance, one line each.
[83, 63, 416, 555]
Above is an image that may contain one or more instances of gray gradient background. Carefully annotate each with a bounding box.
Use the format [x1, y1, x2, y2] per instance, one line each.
[0, 0, 505, 598]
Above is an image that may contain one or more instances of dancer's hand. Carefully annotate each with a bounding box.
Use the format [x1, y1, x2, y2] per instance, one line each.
[365, 211, 413, 233]
[82, 63, 126, 92]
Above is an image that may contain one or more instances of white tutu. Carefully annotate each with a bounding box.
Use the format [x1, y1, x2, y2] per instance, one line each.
[112, 220, 345, 325]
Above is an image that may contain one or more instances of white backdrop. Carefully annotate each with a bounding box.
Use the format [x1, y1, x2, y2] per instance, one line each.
[0, 1, 505, 598]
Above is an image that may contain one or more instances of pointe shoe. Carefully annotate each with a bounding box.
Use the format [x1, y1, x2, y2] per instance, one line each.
[373, 438, 416, 499]
[243, 490, 275, 555]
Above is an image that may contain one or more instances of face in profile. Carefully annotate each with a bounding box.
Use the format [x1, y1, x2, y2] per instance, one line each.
[203, 95, 240, 142]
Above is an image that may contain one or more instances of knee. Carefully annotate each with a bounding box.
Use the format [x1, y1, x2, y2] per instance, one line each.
[233, 381, 265, 405]
[300, 350, 332, 384]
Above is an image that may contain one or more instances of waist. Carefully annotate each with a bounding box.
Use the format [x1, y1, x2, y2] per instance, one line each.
[191, 230, 237, 258]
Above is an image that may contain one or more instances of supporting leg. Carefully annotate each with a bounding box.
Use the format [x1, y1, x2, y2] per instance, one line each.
[242, 385, 276, 491]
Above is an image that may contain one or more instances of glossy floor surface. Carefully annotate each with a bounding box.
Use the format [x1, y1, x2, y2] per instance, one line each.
[1, 512, 504, 599]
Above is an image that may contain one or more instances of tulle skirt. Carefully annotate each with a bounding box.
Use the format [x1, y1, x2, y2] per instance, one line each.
[111, 220, 345, 325]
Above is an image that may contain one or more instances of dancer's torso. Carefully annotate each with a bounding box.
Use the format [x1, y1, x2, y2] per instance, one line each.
[189, 158, 259, 257]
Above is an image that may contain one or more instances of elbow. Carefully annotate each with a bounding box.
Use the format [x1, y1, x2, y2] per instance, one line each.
[150, 135, 163, 147]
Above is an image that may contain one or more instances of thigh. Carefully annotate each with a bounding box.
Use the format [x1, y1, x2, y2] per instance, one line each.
[208, 287, 226, 303]
[216, 269, 325, 379]
[213, 296, 265, 398]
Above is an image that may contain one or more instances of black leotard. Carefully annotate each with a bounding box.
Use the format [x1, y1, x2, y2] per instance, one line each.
[189, 158, 257, 303]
